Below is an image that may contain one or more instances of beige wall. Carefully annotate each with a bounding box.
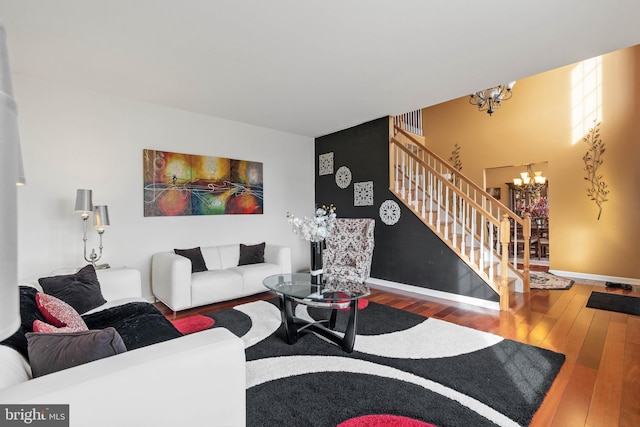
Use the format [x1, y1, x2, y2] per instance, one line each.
[422, 45, 640, 280]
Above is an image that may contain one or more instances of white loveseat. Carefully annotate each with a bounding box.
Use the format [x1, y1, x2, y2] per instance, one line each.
[0, 268, 246, 427]
[151, 243, 291, 315]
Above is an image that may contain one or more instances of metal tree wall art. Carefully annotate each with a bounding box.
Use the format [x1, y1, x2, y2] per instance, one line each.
[448, 143, 462, 172]
[448, 143, 462, 185]
[582, 120, 609, 220]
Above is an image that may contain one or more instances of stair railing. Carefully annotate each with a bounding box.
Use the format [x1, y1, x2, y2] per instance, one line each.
[394, 110, 423, 137]
[390, 125, 531, 301]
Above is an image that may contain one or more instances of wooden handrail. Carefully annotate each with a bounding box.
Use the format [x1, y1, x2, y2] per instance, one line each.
[389, 124, 532, 308]
[393, 125, 525, 229]
[390, 138, 500, 227]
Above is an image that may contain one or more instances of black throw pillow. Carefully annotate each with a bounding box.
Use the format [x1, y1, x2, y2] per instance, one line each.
[0, 286, 47, 358]
[26, 327, 127, 377]
[238, 242, 266, 266]
[38, 265, 107, 315]
[174, 247, 208, 273]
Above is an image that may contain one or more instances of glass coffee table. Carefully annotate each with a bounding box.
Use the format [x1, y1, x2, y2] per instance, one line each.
[262, 273, 370, 352]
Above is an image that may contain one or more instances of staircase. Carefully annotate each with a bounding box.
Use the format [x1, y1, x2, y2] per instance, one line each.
[389, 119, 532, 310]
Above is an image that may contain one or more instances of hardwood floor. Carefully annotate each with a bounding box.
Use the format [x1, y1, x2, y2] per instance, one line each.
[156, 280, 640, 427]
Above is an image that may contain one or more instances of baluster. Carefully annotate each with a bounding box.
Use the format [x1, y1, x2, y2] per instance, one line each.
[414, 161, 419, 208]
[408, 157, 413, 205]
[461, 201, 467, 257]
[436, 179, 442, 233]
[444, 185, 449, 240]
[452, 190, 457, 248]
[495, 208, 501, 256]
[488, 221, 494, 282]
[394, 145, 399, 193]
[512, 219, 517, 268]
[421, 165, 426, 218]
[429, 171, 434, 225]
[470, 207, 476, 265]
[401, 151, 406, 198]
[479, 213, 485, 271]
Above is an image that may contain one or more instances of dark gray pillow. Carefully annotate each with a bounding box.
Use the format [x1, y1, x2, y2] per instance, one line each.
[174, 247, 208, 273]
[239, 242, 265, 266]
[38, 265, 107, 315]
[26, 327, 127, 377]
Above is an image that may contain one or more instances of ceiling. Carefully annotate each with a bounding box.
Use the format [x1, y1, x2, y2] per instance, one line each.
[1, 0, 639, 137]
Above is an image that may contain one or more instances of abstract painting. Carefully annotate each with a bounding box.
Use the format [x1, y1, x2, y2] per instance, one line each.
[143, 149, 263, 216]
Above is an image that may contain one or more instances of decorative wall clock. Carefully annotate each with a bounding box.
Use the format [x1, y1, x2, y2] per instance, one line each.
[335, 166, 352, 189]
[379, 200, 401, 225]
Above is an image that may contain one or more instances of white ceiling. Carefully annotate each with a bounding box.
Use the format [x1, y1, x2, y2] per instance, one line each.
[1, 0, 639, 137]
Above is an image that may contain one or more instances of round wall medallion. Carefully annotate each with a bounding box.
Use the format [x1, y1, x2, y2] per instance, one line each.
[379, 200, 401, 225]
[335, 166, 352, 189]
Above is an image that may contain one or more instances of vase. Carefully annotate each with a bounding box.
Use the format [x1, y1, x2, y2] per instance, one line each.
[310, 241, 323, 285]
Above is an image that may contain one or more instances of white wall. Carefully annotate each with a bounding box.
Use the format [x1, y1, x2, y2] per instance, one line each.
[14, 75, 314, 298]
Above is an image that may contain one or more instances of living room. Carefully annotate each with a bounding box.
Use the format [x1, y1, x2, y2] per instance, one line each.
[3, 3, 639, 298]
[1, 2, 640, 427]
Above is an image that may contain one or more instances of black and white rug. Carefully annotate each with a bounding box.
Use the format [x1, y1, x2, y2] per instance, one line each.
[206, 299, 565, 427]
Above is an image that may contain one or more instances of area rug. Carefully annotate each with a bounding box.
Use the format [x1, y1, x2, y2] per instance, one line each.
[204, 299, 565, 427]
[586, 292, 640, 316]
[170, 314, 215, 334]
[530, 271, 574, 290]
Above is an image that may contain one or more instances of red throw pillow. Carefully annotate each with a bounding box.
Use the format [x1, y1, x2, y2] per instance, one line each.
[35, 292, 88, 332]
[33, 319, 86, 333]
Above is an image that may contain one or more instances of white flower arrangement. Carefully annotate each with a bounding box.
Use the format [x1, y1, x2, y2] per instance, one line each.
[286, 204, 337, 242]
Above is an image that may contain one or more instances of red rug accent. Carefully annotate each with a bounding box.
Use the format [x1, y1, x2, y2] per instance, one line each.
[170, 314, 215, 334]
[338, 415, 436, 427]
[335, 293, 369, 311]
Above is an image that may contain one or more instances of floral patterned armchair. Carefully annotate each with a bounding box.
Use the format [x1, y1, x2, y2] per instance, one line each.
[322, 218, 375, 283]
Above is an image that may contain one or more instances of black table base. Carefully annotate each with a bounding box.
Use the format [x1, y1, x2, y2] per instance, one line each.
[279, 295, 359, 353]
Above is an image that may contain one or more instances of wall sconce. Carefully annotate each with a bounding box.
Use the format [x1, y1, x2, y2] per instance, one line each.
[74, 189, 111, 269]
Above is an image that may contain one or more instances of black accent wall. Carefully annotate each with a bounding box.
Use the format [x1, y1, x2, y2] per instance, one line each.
[315, 117, 498, 302]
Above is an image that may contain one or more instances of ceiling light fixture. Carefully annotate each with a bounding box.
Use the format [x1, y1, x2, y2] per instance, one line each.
[469, 82, 516, 116]
[513, 164, 546, 194]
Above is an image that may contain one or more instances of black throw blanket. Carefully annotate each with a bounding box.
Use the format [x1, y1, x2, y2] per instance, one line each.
[83, 302, 183, 351]
[0, 286, 182, 359]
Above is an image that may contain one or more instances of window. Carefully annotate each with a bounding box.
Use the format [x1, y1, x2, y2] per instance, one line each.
[571, 56, 602, 144]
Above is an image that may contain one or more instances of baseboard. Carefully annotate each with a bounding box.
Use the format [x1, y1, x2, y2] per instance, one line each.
[549, 270, 640, 286]
[366, 277, 500, 311]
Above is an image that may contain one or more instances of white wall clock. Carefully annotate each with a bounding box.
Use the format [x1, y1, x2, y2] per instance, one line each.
[335, 166, 352, 189]
[379, 200, 401, 225]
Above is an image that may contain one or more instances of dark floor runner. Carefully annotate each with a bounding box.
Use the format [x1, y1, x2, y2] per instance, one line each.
[586, 292, 640, 316]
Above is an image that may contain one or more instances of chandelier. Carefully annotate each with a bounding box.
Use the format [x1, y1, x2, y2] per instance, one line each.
[513, 164, 546, 194]
[469, 82, 516, 116]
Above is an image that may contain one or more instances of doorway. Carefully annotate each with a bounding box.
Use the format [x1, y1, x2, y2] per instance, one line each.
[484, 162, 549, 266]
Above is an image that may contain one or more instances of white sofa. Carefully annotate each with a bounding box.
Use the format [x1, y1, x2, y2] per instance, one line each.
[152, 243, 291, 315]
[0, 268, 246, 427]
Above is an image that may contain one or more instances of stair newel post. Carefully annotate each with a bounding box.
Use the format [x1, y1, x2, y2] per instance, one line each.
[499, 214, 511, 311]
[522, 213, 532, 293]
